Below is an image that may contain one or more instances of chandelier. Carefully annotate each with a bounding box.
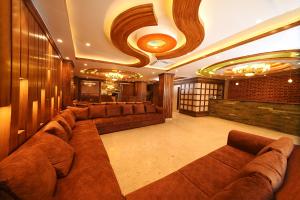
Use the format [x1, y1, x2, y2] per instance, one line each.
[232, 63, 270, 77]
[105, 72, 124, 81]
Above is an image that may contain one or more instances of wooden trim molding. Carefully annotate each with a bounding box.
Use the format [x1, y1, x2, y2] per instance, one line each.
[110, 4, 157, 68]
[156, 0, 205, 59]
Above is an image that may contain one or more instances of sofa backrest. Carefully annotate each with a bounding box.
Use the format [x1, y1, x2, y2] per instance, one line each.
[73, 103, 160, 120]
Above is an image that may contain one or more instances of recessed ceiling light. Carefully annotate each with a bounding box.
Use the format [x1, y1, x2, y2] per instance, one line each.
[57, 39, 63, 43]
[85, 43, 91, 47]
[65, 57, 70, 60]
[84, 63, 87, 66]
[235, 82, 239, 86]
[256, 19, 262, 24]
[175, 69, 178, 72]
[152, 72, 155, 74]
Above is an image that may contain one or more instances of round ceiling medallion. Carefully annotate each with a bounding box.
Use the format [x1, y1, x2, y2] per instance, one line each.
[137, 33, 177, 53]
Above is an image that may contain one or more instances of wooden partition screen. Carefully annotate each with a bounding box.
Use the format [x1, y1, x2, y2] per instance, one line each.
[175, 78, 224, 117]
[0, 0, 65, 159]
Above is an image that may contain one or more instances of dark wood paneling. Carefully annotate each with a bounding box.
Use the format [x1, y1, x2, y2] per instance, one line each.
[62, 60, 74, 108]
[0, 0, 12, 107]
[10, 0, 21, 151]
[0, 0, 64, 158]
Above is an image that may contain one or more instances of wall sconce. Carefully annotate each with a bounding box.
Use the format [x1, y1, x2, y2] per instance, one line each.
[40, 89, 46, 123]
[32, 101, 38, 133]
[18, 79, 28, 130]
[0, 106, 11, 159]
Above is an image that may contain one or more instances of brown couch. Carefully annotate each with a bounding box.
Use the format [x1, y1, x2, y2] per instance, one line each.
[72, 103, 165, 134]
[0, 113, 123, 200]
[1, 111, 299, 200]
[125, 130, 300, 200]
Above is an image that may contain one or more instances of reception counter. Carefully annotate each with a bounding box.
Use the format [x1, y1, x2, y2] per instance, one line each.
[209, 99, 300, 136]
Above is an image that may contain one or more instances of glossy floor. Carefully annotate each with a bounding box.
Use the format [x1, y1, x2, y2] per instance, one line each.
[100, 112, 300, 195]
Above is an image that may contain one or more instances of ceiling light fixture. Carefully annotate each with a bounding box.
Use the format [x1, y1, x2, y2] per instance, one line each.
[85, 43, 91, 47]
[288, 71, 293, 83]
[57, 39, 63, 43]
[235, 82, 239, 86]
[105, 72, 124, 81]
[65, 57, 70, 60]
[84, 63, 87, 66]
[232, 63, 270, 77]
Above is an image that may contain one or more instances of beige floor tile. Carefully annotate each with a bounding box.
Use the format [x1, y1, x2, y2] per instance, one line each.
[100, 112, 300, 195]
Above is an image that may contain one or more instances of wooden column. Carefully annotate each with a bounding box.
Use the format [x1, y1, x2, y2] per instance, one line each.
[159, 73, 175, 118]
[134, 81, 147, 101]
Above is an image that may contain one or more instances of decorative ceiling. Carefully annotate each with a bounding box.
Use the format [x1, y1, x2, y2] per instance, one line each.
[32, 0, 300, 80]
[79, 68, 143, 81]
[197, 50, 300, 78]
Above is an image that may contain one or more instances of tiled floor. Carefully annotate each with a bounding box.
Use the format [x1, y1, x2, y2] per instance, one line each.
[100, 112, 300, 195]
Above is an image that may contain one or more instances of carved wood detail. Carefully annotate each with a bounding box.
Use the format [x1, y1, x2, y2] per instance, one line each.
[110, 4, 157, 67]
[156, 0, 205, 59]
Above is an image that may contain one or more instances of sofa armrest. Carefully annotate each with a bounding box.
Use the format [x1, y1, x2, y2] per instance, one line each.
[227, 130, 274, 155]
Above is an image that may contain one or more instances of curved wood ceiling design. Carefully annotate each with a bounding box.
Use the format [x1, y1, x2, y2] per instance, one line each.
[156, 0, 205, 59]
[197, 49, 300, 78]
[110, 4, 157, 68]
[137, 33, 177, 53]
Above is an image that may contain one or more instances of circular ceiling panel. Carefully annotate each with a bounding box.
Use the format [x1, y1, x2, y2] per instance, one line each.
[196, 50, 300, 78]
[137, 33, 177, 53]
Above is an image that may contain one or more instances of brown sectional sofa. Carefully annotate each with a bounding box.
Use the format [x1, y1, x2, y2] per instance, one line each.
[0, 106, 299, 200]
[72, 103, 165, 134]
[126, 131, 300, 200]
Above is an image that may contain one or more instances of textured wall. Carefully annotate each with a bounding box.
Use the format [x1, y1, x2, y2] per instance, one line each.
[209, 100, 300, 136]
[228, 72, 300, 103]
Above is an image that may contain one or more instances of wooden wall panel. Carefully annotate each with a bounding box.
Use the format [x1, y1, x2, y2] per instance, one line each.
[0, 0, 12, 107]
[0, 0, 65, 158]
[62, 61, 75, 108]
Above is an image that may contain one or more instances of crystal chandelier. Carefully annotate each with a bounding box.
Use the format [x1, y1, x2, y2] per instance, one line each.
[105, 72, 124, 81]
[232, 63, 270, 77]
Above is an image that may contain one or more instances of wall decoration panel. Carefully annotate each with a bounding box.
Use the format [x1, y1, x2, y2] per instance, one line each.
[175, 78, 224, 117]
[0, 0, 65, 159]
[228, 71, 300, 103]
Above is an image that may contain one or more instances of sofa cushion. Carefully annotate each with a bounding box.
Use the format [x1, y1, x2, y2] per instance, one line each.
[211, 173, 273, 200]
[61, 109, 76, 128]
[208, 145, 254, 170]
[0, 147, 56, 200]
[126, 171, 208, 200]
[89, 104, 106, 118]
[67, 106, 89, 120]
[179, 154, 239, 196]
[145, 104, 156, 113]
[133, 104, 145, 114]
[54, 115, 73, 139]
[122, 104, 133, 115]
[257, 137, 294, 157]
[240, 150, 287, 191]
[31, 132, 74, 178]
[42, 121, 70, 142]
[106, 105, 121, 117]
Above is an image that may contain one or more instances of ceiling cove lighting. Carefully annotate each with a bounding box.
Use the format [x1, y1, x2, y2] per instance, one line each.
[232, 63, 270, 77]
